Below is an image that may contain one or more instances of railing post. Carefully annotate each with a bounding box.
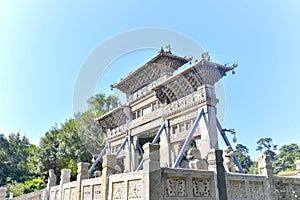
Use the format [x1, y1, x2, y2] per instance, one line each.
[207, 149, 217, 172]
[0, 187, 7, 199]
[76, 162, 90, 200]
[258, 155, 273, 199]
[46, 169, 57, 200]
[142, 143, 161, 200]
[101, 152, 116, 200]
[60, 169, 71, 200]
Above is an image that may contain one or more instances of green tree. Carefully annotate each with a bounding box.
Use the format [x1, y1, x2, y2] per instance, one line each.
[0, 136, 10, 184]
[248, 161, 259, 174]
[273, 143, 300, 174]
[234, 144, 253, 173]
[37, 93, 118, 180]
[256, 137, 277, 160]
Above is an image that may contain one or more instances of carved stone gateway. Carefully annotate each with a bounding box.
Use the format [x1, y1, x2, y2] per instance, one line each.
[96, 48, 237, 172]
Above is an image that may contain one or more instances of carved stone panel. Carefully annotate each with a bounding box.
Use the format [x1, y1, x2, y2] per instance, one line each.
[128, 179, 142, 200]
[93, 184, 102, 200]
[83, 186, 91, 200]
[70, 187, 76, 200]
[63, 189, 70, 200]
[192, 178, 211, 197]
[112, 181, 125, 200]
[249, 181, 265, 199]
[55, 190, 60, 200]
[165, 177, 186, 197]
[227, 180, 246, 199]
[273, 181, 300, 199]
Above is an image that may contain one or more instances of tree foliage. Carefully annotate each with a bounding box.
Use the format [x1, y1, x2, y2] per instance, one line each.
[234, 144, 253, 173]
[273, 143, 300, 174]
[256, 137, 277, 160]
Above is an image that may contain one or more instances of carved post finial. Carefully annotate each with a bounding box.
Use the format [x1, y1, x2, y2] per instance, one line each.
[60, 169, 71, 185]
[258, 154, 273, 177]
[0, 187, 7, 199]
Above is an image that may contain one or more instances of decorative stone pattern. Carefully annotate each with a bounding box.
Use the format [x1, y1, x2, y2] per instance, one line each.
[192, 178, 211, 197]
[93, 184, 102, 200]
[227, 180, 246, 199]
[249, 181, 265, 199]
[83, 186, 91, 200]
[273, 179, 300, 199]
[128, 82, 158, 104]
[112, 182, 125, 200]
[128, 179, 143, 200]
[162, 88, 207, 117]
[165, 177, 186, 197]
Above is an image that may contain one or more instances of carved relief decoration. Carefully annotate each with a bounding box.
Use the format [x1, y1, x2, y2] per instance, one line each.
[128, 179, 143, 200]
[249, 181, 265, 199]
[192, 178, 211, 197]
[227, 180, 246, 199]
[165, 177, 186, 197]
[112, 182, 125, 200]
[83, 186, 91, 200]
[93, 184, 102, 200]
[162, 89, 206, 117]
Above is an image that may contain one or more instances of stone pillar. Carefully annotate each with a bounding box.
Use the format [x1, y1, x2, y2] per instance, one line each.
[258, 154, 273, 178]
[207, 149, 217, 172]
[142, 143, 161, 200]
[159, 122, 171, 167]
[132, 136, 140, 170]
[124, 136, 132, 172]
[215, 149, 228, 200]
[60, 169, 71, 185]
[101, 153, 116, 200]
[197, 104, 218, 158]
[0, 187, 7, 199]
[76, 162, 90, 200]
[295, 160, 300, 177]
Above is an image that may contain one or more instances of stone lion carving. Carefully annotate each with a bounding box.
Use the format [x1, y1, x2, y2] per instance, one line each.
[222, 146, 238, 173]
[186, 148, 208, 170]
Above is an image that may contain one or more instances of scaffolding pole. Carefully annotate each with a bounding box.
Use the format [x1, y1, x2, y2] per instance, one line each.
[172, 108, 205, 168]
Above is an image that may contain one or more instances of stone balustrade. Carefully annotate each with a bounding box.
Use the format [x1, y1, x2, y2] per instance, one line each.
[2, 152, 300, 200]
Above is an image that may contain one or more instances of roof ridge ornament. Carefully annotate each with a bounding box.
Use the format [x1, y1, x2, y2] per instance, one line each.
[201, 52, 210, 61]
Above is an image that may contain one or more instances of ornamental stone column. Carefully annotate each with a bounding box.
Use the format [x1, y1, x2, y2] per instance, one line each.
[0, 187, 7, 199]
[76, 162, 90, 200]
[142, 143, 161, 200]
[101, 152, 116, 200]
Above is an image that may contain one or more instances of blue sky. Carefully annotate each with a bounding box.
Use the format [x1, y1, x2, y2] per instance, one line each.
[1, 1, 300, 159]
